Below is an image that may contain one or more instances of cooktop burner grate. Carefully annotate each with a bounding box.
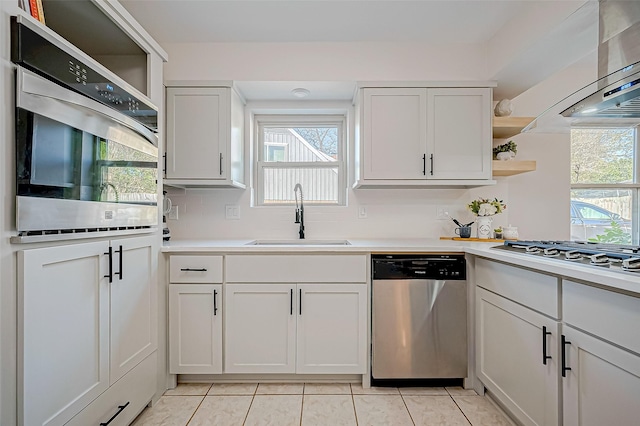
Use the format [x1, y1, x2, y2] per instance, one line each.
[492, 240, 640, 273]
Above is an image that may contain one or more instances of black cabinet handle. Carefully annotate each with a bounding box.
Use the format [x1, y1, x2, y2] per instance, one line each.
[561, 334, 572, 377]
[114, 245, 123, 280]
[422, 154, 426, 175]
[542, 326, 552, 365]
[299, 288, 302, 315]
[99, 401, 130, 426]
[104, 246, 113, 283]
[163, 152, 167, 175]
[213, 289, 218, 315]
[290, 289, 293, 315]
[180, 268, 208, 272]
[430, 154, 434, 175]
[219, 153, 223, 176]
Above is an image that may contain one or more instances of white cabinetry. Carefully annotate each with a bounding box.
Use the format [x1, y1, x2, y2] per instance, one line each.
[427, 88, 491, 180]
[476, 287, 559, 426]
[475, 259, 560, 426]
[356, 85, 493, 187]
[169, 255, 224, 374]
[18, 236, 157, 426]
[224, 255, 368, 375]
[362, 88, 427, 180]
[165, 85, 245, 188]
[561, 280, 640, 426]
[225, 284, 296, 373]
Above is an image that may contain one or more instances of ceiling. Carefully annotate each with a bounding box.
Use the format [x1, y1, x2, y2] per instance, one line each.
[119, 0, 596, 101]
[119, 0, 534, 44]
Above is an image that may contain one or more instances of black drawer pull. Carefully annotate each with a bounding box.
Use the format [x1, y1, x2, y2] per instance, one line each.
[299, 288, 302, 315]
[290, 289, 293, 315]
[561, 334, 572, 377]
[180, 268, 208, 272]
[104, 246, 113, 283]
[114, 245, 123, 280]
[430, 154, 434, 175]
[213, 289, 218, 315]
[422, 154, 426, 175]
[542, 326, 552, 365]
[99, 401, 130, 426]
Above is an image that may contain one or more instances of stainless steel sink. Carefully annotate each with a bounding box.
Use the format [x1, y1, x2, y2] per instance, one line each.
[245, 239, 351, 246]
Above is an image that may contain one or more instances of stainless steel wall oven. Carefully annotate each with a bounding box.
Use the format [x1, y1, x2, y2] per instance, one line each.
[11, 16, 159, 236]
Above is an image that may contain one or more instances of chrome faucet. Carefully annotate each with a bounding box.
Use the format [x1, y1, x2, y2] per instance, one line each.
[294, 183, 305, 239]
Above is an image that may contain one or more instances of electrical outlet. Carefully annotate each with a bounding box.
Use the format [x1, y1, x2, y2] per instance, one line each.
[358, 206, 368, 219]
[168, 205, 179, 220]
[225, 204, 240, 220]
[436, 207, 449, 220]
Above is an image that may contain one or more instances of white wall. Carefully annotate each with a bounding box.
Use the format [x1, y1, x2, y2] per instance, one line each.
[505, 55, 597, 240]
[163, 40, 592, 242]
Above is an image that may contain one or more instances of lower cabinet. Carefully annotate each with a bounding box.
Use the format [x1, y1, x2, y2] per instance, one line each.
[561, 325, 640, 426]
[169, 284, 223, 374]
[18, 236, 157, 426]
[225, 283, 367, 374]
[476, 287, 560, 426]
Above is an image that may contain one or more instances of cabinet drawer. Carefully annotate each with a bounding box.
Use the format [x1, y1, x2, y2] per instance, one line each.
[67, 352, 157, 426]
[226, 255, 367, 283]
[170, 255, 223, 283]
[564, 280, 640, 355]
[475, 258, 559, 319]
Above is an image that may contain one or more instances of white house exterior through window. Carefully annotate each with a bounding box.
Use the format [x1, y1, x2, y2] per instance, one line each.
[255, 115, 346, 206]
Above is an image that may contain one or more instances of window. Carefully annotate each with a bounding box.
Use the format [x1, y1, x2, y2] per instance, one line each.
[570, 128, 637, 244]
[255, 115, 346, 206]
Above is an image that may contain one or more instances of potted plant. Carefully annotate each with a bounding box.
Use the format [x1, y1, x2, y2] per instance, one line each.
[493, 140, 517, 161]
[494, 227, 503, 239]
[467, 197, 507, 239]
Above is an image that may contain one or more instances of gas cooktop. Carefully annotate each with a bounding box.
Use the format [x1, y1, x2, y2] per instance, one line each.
[492, 240, 640, 274]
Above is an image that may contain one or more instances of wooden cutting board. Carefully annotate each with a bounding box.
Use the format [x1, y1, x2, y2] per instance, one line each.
[440, 237, 506, 242]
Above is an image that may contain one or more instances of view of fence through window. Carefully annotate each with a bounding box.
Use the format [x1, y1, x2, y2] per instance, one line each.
[258, 121, 344, 205]
[570, 128, 636, 244]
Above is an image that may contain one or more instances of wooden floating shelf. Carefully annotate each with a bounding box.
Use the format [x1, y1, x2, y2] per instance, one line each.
[492, 116, 535, 139]
[492, 160, 537, 176]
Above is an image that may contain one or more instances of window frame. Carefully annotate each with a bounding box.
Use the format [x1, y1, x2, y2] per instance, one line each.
[570, 127, 639, 243]
[254, 114, 347, 207]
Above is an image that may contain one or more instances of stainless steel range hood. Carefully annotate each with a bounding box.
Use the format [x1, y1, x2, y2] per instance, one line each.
[525, 0, 640, 132]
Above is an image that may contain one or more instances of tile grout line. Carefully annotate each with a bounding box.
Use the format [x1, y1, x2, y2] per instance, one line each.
[299, 383, 305, 426]
[449, 394, 473, 425]
[350, 383, 360, 426]
[399, 393, 417, 426]
[183, 393, 207, 426]
[241, 383, 258, 426]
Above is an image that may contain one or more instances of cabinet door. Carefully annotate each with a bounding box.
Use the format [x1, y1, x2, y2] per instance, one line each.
[362, 88, 428, 180]
[476, 287, 559, 426]
[296, 284, 367, 374]
[166, 87, 228, 179]
[224, 284, 296, 373]
[109, 236, 158, 384]
[562, 326, 640, 426]
[18, 242, 109, 426]
[427, 88, 491, 180]
[169, 284, 222, 374]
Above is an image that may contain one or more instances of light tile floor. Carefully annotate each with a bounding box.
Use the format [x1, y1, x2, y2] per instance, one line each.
[132, 383, 514, 426]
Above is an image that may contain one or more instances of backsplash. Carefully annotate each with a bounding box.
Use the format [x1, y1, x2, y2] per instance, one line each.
[164, 183, 510, 240]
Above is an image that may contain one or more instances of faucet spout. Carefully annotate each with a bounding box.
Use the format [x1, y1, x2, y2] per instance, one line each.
[293, 183, 305, 239]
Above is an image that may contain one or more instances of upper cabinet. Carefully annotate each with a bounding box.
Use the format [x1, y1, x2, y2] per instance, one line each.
[354, 85, 494, 188]
[165, 85, 245, 188]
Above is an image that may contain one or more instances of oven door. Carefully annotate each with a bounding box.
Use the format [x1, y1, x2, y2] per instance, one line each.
[15, 66, 158, 233]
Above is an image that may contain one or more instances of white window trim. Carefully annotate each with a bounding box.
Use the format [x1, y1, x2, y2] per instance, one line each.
[254, 114, 347, 206]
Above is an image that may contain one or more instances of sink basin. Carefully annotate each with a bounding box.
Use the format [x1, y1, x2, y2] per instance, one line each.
[245, 239, 351, 246]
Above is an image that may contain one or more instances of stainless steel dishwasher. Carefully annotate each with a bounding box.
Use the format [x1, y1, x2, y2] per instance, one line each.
[372, 254, 467, 382]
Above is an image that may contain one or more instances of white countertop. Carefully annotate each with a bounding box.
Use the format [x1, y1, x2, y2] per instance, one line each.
[162, 238, 640, 295]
